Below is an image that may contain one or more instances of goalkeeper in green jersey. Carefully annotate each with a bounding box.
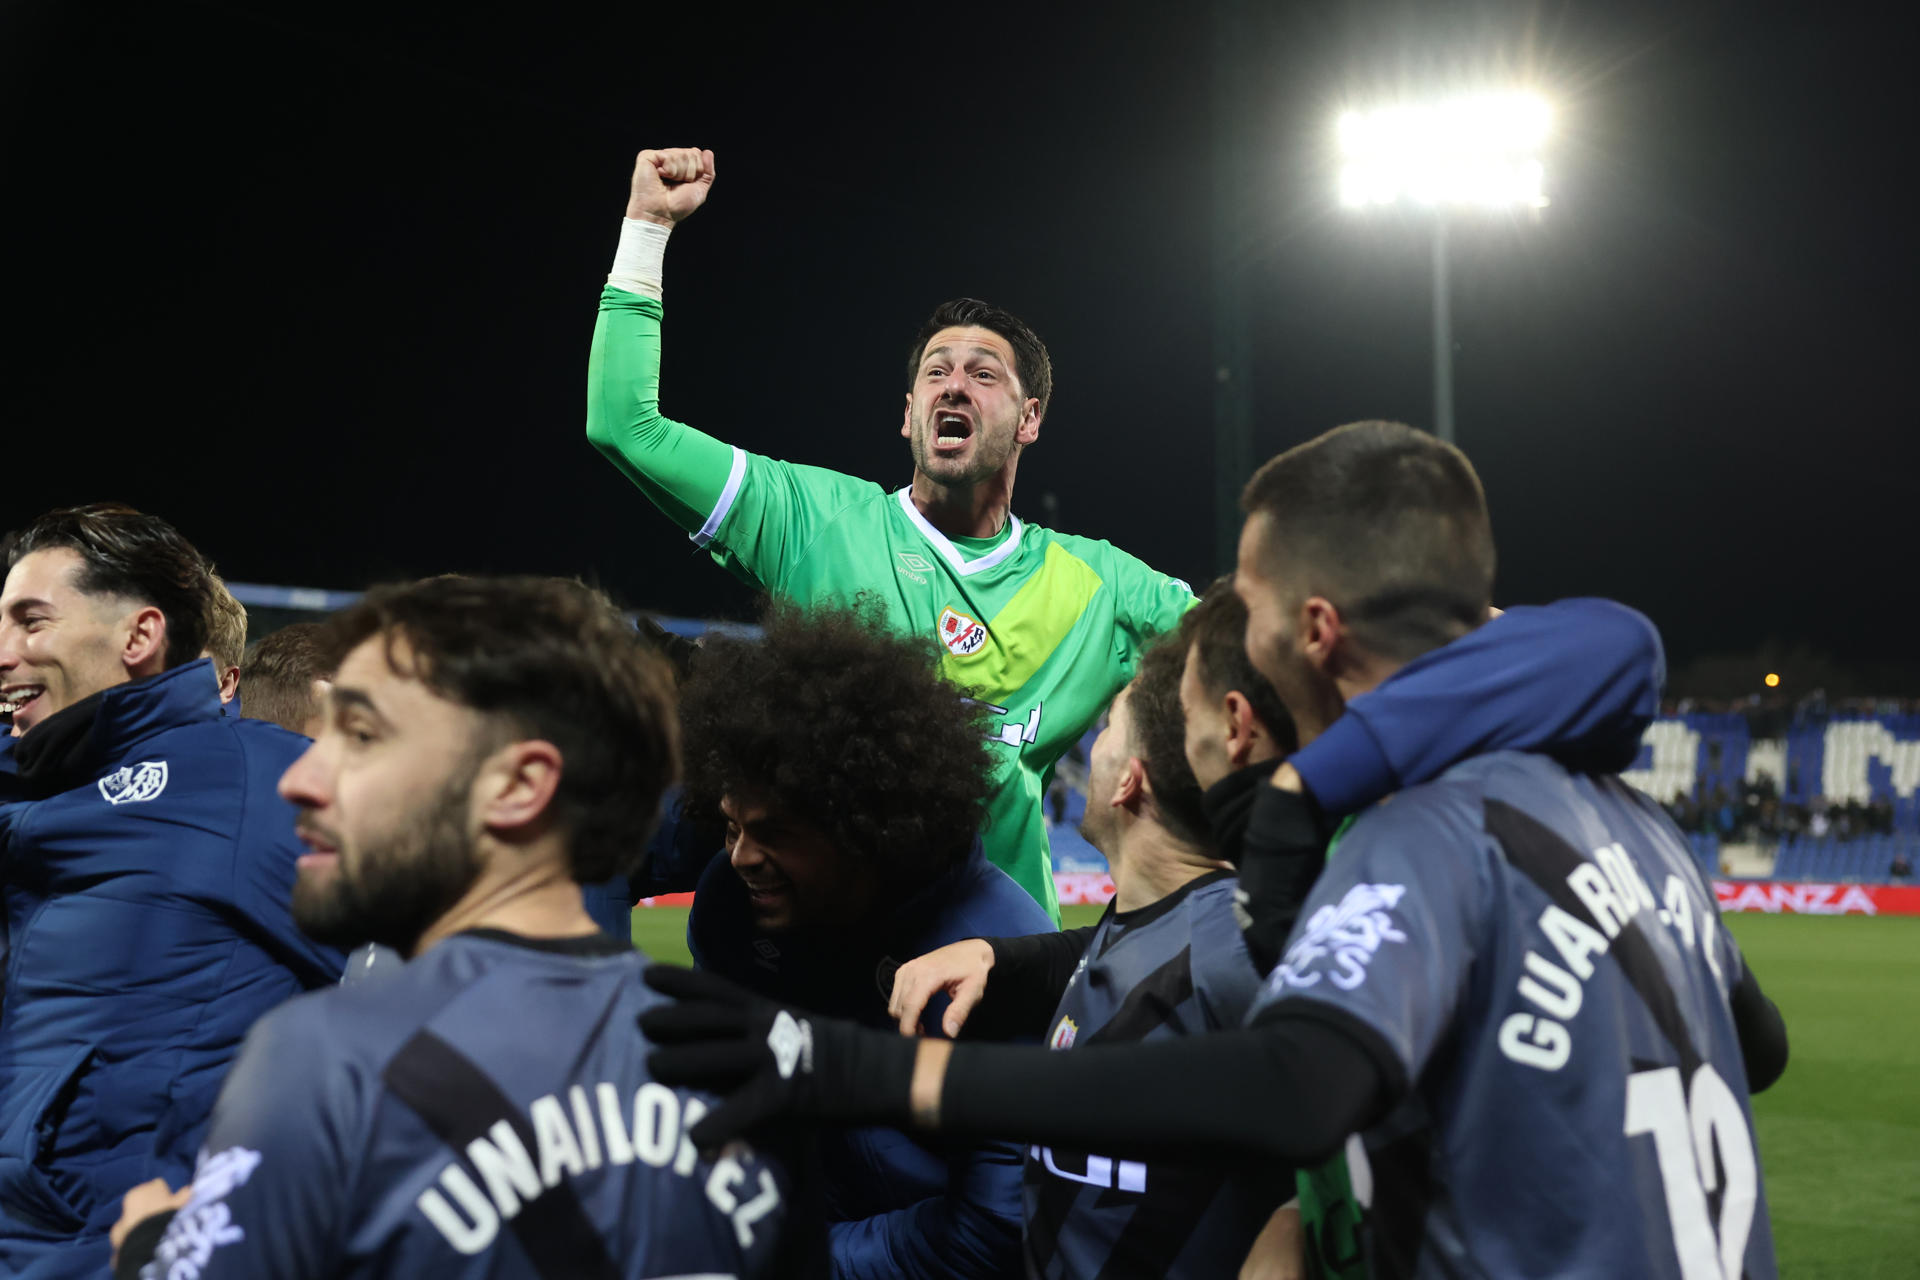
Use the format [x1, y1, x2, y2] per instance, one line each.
[586, 146, 1195, 922]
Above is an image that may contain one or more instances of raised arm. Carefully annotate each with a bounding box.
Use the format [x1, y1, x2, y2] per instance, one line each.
[585, 147, 741, 536]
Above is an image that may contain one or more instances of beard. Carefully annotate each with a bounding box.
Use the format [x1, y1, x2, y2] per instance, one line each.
[907, 404, 1017, 487]
[1256, 637, 1347, 748]
[291, 770, 483, 956]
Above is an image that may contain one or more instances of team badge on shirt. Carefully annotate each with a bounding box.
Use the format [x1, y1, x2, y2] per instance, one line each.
[98, 760, 169, 805]
[1050, 1016, 1078, 1050]
[938, 607, 989, 657]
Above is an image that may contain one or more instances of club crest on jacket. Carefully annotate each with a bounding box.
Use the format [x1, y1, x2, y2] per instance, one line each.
[99, 760, 169, 805]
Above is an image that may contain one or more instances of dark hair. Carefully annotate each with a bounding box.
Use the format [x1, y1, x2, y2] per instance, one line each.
[1126, 633, 1213, 849]
[906, 298, 1054, 421]
[240, 621, 332, 734]
[317, 577, 679, 884]
[1180, 577, 1298, 754]
[678, 600, 996, 891]
[8, 503, 218, 670]
[205, 575, 248, 670]
[635, 614, 700, 685]
[1241, 421, 1494, 663]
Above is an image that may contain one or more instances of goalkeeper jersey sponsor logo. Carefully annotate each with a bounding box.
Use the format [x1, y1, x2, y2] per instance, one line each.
[938, 606, 990, 656]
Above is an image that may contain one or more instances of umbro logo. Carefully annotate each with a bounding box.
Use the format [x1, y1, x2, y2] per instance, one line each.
[896, 552, 934, 584]
[99, 761, 169, 805]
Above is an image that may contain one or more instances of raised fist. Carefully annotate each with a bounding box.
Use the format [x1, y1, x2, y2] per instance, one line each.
[627, 147, 716, 226]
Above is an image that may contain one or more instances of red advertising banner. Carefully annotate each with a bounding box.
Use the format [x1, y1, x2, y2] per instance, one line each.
[1713, 880, 1920, 916]
[1053, 872, 1117, 907]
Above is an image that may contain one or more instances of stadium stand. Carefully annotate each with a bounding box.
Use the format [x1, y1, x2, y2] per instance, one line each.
[1623, 711, 1920, 834]
[1772, 834, 1920, 882]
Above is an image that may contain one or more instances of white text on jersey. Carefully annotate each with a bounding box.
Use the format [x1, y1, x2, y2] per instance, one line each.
[416, 1082, 781, 1254]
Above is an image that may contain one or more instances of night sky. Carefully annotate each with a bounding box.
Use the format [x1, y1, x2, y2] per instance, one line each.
[7, 2, 1913, 681]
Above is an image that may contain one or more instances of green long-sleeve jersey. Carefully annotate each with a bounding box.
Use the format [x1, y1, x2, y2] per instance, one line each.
[587, 286, 1194, 920]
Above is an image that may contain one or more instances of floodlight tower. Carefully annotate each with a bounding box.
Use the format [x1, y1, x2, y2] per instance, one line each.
[1337, 94, 1550, 444]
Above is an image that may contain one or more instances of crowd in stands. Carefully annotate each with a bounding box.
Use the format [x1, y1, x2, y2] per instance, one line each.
[1663, 772, 1900, 843]
[1662, 693, 1920, 739]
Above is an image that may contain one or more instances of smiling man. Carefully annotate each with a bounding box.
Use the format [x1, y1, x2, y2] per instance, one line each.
[111, 576, 817, 1280]
[586, 146, 1196, 921]
[0, 504, 342, 1279]
[678, 603, 1052, 1280]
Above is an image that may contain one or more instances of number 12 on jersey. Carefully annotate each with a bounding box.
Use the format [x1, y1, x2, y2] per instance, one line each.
[1624, 1063, 1758, 1280]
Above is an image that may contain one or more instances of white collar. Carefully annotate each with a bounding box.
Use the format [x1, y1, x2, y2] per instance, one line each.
[895, 487, 1024, 578]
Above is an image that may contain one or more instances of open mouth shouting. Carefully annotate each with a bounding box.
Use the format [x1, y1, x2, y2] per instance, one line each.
[931, 410, 975, 453]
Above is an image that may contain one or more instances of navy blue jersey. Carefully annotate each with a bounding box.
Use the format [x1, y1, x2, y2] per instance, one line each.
[1250, 752, 1775, 1280]
[1026, 872, 1290, 1279]
[143, 930, 815, 1279]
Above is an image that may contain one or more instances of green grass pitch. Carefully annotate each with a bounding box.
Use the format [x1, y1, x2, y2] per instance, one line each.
[631, 906, 1920, 1275]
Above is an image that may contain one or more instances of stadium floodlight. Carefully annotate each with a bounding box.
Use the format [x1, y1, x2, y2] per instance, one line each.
[1337, 92, 1552, 443]
[1338, 93, 1551, 210]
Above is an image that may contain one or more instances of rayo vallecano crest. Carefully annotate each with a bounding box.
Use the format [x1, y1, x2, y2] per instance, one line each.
[1049, 1016, 1078, 1050]
[99, 760, 169, 805]
[938, 606, 989, 658]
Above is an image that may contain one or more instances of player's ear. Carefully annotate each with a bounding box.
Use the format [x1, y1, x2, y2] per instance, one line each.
[1298, 597, 1344, 675]
[476, 739, 564, 838]
[1016, 398, 1041, 447]
[901, 393, 914, 439]
[1222, 690, 1258, 767]
[120, 605, 168, 676]
[1111, 757, 1146, 811]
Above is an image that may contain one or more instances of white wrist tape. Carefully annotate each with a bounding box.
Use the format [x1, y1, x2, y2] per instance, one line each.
[608, 217, 672, 299]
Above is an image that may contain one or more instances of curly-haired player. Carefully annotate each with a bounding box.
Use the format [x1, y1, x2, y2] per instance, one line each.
[677, 601, 1053, 1280]
[679, 602, 999, 914]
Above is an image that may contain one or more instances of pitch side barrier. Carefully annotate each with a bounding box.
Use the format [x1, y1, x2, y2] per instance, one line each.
[1713, 880, 1920, 916]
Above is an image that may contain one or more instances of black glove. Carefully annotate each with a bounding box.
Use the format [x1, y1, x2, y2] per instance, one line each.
[1235, 782, 1335, 976]
[640, 965, 918, 1147]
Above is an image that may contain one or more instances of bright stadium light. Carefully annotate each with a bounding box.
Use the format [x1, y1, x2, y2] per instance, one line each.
[1337, 91, 1553, 444]
[1338, 93, 1552, 210]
